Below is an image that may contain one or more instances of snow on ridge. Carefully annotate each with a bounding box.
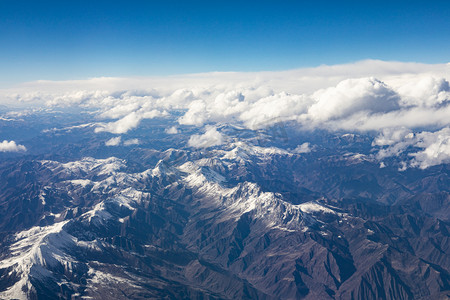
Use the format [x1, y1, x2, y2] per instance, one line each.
[41, 157, 126, 177]
[38, 154, 341, 235]
[178, 159, 312, 231]
[151, 159, 181, 177]
[75, 185, 150, 226]
[178, 154, 346, 232]
[0, 221, 73, 300]
[37, 156, 160, 228]
[0, 155, 187, 299]
[343, 152, 375, 163]
[87, 266, 139, 287]
[0, 218, 111, 299]
[82, 202, 113, 225]
[68, 179, 92, 187]
[219, 141, 290, 162]
[62, 157, 126, 176]
[41, 157, 159, 195]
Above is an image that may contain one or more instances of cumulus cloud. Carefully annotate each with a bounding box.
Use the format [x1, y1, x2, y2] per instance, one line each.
[308, 77, 400, 121]
[373, 127, 412, 146]
[178, 100, 208, 126]
[123, 138, 140, 146]
[373, 127, 415, 159]
[373, 127, 450, 169]
[240, 92, 310, 129]
[177, 90, 310, 129]
[293, 142, 312, 154]
[96, 112, 142, 134]
[95, 109, 166, 134]
[166, 126, 179, 134]
[105, 136, 122, 146]
[2, 60, 449, 134]
[188, 126, 224, 148]
[396, 76, 450, 107]
[0, 140, 26, 152]
[410, 129, 450, 169]
[105, 136, 140, 146]
[2, 60, 450, 168]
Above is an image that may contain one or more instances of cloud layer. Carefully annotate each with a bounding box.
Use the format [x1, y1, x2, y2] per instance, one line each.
[1, 60, 450, 168]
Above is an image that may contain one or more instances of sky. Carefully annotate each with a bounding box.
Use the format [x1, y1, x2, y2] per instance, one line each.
[1, 0, 449, 85]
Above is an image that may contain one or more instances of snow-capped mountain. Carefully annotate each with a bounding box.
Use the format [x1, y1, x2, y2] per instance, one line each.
[0, 105, 449, 299]
[0, 122, 448, 300]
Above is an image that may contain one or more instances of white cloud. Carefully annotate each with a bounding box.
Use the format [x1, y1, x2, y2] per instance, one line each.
[327, 104, 450, 132]
[105, 136, 122, 146]
[99, 101, 143, 119]
[372, 127, 414, 159]
[308, 77, 400, 121]
[395, 76, 450, 107]
[373, 127, 450, 169]
[0, 140, 26, 152]
[178, 100, 208, 126]
[240, 92, 310, 129]
[105, 137, 140, 146]
[188, 126, 224, 148]
[95, 109, 166, 134]
[2, 60, 449, 134]
[410, 129, 450, 169]
[166, 126, 179, 134]
[293, 142, 312, 154]
[96, 112, 142, 134]
[2, 60, 450, 168]
[4, 60, 447, 100]
[372, 127, 412, 147]
[123, 138, 140, 146]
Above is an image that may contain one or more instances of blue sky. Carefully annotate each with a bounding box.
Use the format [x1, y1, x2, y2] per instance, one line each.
[1, 0, 449, 85]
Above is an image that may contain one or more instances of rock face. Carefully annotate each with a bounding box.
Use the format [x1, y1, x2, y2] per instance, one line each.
[0, 138, 449, 299]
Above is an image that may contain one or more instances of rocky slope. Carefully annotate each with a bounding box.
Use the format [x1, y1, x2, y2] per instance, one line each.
[0, 140, 449, 299]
